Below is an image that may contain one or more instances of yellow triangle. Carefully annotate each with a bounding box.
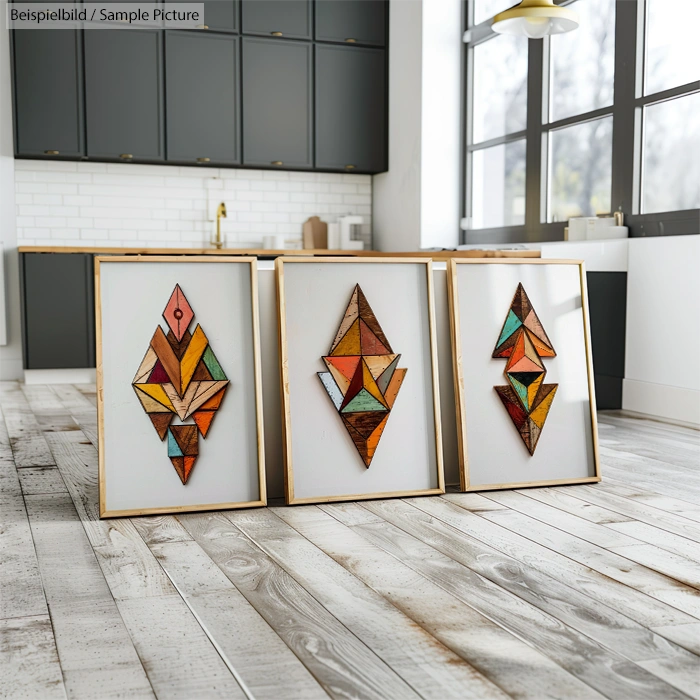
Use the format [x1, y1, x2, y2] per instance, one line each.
[133, 383, 175, 412]
[362, 359, 389, 408]
[530, 386, 557, 428]
[527, 373, 544, 409]
[331, 319, 361, 356]
[180, 324, 209, 395]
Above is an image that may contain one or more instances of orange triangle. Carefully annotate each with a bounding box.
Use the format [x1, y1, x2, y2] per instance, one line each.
[200, 387, 226, 410]
[193, 410, 216, 438]
[509, 329, 526, 365]
[526, 328, 556, 357]
[183, 456, 197, 482]
[325, 355, 362, 382]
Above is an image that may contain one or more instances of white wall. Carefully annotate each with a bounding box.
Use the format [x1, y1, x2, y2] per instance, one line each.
[16, 161, 372, 249]
[373, 0, 462, 252]
[623, 235, 700, 426]
[0, 6, 24, 380]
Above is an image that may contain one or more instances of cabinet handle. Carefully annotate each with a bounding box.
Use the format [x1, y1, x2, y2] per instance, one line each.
[345, 38, 357, 43]
[345, 164, 356, 170]
[44, 150, 59, 155]
[270, 31, 283, 36]
[196, 24, 209, 29]
[271, 160, 283, 166]
[197, 157, 211, 163]
[120, 153, 133, 160]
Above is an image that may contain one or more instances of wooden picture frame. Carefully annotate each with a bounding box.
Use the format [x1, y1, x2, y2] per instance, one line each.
[447, 258, 601, 491]
[96, 256, 266, 517]
[277, 257, 445, 505]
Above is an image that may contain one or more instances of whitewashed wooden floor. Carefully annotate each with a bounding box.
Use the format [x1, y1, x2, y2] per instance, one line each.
[2, 381, 700, 700]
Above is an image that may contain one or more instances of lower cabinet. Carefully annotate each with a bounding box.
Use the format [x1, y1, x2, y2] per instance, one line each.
[315, 44, 387, 173]
[20, 254, 95, 370]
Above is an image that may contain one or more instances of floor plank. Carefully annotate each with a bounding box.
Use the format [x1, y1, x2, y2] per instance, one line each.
[49, 385, 96, 414]
[231, 507, 511, 700]
[0, 384, 54, 468]
[276, 504, 605, 700]
[178, 510, 420, 700]
[0, 615, 66, 700]
[151, 539, 327, 699]
[23, 493, 154, 699]
[358, 500, 693, 700]
[17, 467, 68, 496]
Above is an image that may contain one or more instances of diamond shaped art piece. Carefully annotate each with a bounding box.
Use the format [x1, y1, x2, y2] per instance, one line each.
[493, 283, 557, 455]
[318, 285, 406, 468]
[132, 285, 229, 484]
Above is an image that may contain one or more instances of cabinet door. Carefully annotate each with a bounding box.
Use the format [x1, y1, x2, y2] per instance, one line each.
[12, 29, 84, 157]
[241, 0, 311, 39]
[202, 0, 238, 31]
[165, 32, 240, 165]
[85, 29, 164, 161]
[242, 38, 312, 168]
[315, 0, 387, 47]
[315, 45, 386, 173]
[21, 254, 95, 370]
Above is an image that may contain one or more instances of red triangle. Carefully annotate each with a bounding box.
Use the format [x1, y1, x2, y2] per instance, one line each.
[148, 360, 170, 384]
[359, 319, 390, 355]
[193, 410, 216, 438]
[340, 361, 364, 410]
[325, 355, 362, 382]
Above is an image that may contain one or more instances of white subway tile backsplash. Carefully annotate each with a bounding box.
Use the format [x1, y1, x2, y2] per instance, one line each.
[15, 160, 373, 248]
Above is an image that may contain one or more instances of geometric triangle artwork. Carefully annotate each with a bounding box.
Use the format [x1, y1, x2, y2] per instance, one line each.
[318, 284, 406, 468]
[493, 283, 557, 455]
[132, 285, 229, 484]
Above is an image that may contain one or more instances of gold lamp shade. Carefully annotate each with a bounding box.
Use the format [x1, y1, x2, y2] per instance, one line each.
[492, 0, 579, 38]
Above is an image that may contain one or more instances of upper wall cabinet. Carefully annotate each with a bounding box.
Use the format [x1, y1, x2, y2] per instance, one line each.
[241, 0, 312, 40]
[315, 0, 387, 47]
[242, 38, 313, 169]
[171, 0, 239, 32]
[85, 29, 164, 162]
[12, 29, 84, 158]
[166, 32, 240, 165]
[315, 45, 386, 173]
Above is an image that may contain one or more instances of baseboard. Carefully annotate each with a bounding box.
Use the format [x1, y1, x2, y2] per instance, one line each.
[24, 368, 96, 385]
[622, 378, 700, 427]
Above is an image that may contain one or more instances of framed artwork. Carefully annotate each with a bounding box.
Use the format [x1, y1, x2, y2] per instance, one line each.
[447, 259, 600, 491]
[277, 258, 445, 504]
[96, 256, 266, 517]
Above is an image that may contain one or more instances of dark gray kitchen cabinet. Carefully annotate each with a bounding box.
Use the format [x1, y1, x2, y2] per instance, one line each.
[85, 29, 164, 162]
[12, 29, 84, 158]
[242, 38, 312, 168]
[20, 254, 95, 370]
[165, 31, 240, 165]
[315, 44, 386, 173]
[200, 0, 238, 32]
[315, 0, 387, 47]
[241, 0, 311, 40]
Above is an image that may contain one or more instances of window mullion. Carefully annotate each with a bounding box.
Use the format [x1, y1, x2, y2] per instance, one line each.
[525, 38, 546, 239]
[611, 0, 642, 216]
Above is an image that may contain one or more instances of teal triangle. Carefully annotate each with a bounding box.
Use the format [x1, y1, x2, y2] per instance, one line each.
[202, 346, 227, 380]
[508, 374, 529, 410]
[167, 428, 183, 457]
[497, 310, 522, 348]
[340, 388, 388, 414]
[377, 354, 401, 396]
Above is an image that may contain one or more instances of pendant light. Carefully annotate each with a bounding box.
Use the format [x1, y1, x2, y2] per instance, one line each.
[492, 0, 579, 39]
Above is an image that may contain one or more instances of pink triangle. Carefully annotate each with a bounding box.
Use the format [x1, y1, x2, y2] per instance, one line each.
[508, 355, 543, 374]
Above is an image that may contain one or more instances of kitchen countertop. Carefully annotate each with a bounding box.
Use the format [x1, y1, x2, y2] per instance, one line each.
[18, 246, 540, 258]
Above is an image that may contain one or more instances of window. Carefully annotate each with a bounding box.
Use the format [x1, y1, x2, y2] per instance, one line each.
[463, 0, 700, 240]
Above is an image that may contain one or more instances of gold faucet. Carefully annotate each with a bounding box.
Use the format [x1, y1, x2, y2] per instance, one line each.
[214, 202, 227, 249]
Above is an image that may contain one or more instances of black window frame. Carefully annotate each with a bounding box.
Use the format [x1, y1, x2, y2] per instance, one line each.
[462, 0, 700, 244]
